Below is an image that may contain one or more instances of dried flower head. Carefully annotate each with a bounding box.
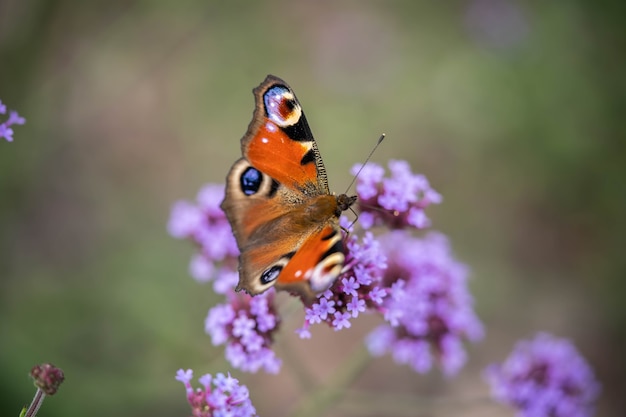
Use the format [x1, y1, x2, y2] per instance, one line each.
[30, 363, 65, 396]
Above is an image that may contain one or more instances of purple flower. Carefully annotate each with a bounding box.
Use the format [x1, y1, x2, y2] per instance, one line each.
[297, 226, 387, 337]
[0, 100, 26, 143]
[168, 184, 239, 293]
[347, 297, 366, 317]
[332, 311, 352, 330]
[205, 290, 282, 373]
[484, 333, 600, 417]
[351, 160, 441, 230]
[341, 277, 360, 297]
[176, 369, 257, 417]
[171, 159, 485, 382]
[365, 231, 484, 376]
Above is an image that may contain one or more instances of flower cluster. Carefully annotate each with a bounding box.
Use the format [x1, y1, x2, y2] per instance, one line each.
[0, 99, 26, 142]
[366, 232, 484, 375]
[169, 151, 602, 416]
[352, 160, 442, 230]
[296, 223, 387, 338]
[170, 160, 484, 376]
[484, 332, 600, 417]
[168, 184, 239, 294]
[176, 369, 257, 417]
[205, 290, 282, 373]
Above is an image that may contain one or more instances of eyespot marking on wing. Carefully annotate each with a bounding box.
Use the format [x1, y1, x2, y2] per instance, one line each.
[261, 265, 282, 284]
[258, 252, 295, 287]
[229, 159, 276, 199]
[307, 252, 345, 292]
[264, 86, 301, 127]
[240, 166, 263, 195]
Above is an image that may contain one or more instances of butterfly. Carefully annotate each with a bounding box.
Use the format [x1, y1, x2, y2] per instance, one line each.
[221, 75, 356, 302]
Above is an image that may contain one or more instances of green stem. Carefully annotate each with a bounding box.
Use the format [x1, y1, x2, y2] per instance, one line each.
[291, 344, 372, 417]
[23, 388, 45, 417]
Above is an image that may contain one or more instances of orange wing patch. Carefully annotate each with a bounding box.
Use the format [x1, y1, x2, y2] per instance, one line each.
[247, 123, 317, 189]
[278, 224, 344, 295]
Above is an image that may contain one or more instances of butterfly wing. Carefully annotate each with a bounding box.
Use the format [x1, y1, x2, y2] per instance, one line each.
[221, 75, 350, 300]
[242, 75, 330, 194]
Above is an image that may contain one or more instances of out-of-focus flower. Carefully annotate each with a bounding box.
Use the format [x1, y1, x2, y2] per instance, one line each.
[30, 363, 65, 396]
[365, 232, 484, 376]
[0, 99, 26, 142]
[168, 184, 239, 293]
[484, 332, 600, 417]
[205, 290, 282, 373]
[465, 0, 530, 51]
[176, 369, 257, 417]
[351, 160, 441, 230]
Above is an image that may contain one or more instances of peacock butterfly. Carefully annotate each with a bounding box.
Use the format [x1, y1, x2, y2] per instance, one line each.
[221, 75, 356, 301]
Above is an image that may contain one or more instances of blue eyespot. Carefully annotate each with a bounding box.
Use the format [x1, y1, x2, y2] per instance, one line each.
[264, 86, 300, 127]
[261, 265, 282, 284]
[240, 167, 262, 196]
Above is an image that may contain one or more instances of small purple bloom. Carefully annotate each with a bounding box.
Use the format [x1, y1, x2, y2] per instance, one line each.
[295, 326, 312, 339]
[8, 110, 25, 125]
[0, 125, 14, 142]
[0, 101, 26, 142]
[205, 290, 282, 374]
[176, 369, 257, 417]
[0, 101, 25, 143]
[198, 373, 212, 388]
[352, 160, 441, 230]
[316, 297, 336, 320]
[368, 286, 386, 305]
[304, 305, 322, 325]
[347, 297, 366, 317]
[341, 277, 360, 297]
[332, 311, 352, 330]
[484, 333, 600, 417]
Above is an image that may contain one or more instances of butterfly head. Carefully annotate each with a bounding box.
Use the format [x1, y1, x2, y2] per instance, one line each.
[336, 193, 357, 215]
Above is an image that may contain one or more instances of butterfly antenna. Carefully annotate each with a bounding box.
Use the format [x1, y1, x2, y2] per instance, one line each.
[345, 133, 386, 194]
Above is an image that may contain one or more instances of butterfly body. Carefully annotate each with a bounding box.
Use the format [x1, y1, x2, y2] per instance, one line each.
[221, 75, 356, 301]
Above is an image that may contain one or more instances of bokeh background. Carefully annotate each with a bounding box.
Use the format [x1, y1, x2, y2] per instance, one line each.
[1, 1, 624, 416]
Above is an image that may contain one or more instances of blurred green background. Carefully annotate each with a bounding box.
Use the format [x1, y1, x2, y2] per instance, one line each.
[1, 1, 624, 416]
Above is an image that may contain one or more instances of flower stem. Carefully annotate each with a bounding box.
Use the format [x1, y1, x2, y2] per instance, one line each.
[23, 388, 45, 417]
[291, 344, 371, 417]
